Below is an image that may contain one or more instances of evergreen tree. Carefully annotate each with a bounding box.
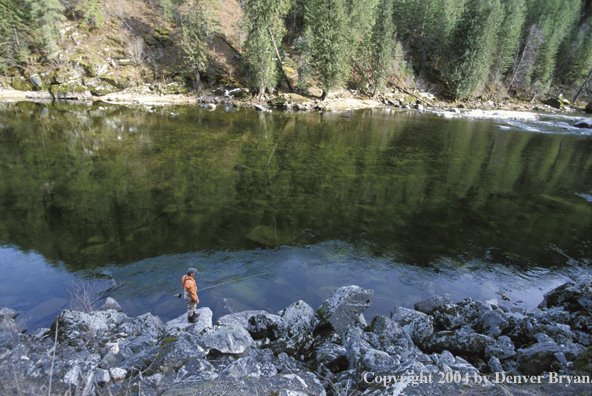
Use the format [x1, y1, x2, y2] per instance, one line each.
[181, 0, 213, 91]
[445, 0, 503, 99]
[242, 0, 290, 96]
[302, 0, 349, 100]
[345, 0, 378, 90]
[0, 0, 30, 70]
[75, 0, 104, 27]
[370, 0, 396, 96]
[25, 0, 66, 59]
[490, 0, 526, 83]
[555, 4, 592, 88]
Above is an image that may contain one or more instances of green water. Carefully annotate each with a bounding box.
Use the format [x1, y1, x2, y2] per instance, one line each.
[0, 101, 590, 330]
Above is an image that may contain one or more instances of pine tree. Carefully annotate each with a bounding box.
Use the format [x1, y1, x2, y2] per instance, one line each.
[302, 0, 350, 100]
[242, 0, 290, 96]
[181, 0, 213, 91]
[445, 0, 503, 99]
[345, 0, 378, 90]
[370, 0, 397, 96]
[490, 0, 526, 83]
[25, 0, 66, 59]
[0, 0, 30, 70]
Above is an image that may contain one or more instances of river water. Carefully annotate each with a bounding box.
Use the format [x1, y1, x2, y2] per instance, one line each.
[0, 101, 590, 331]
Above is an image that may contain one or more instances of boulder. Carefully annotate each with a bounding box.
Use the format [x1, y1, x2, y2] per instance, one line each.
[370, 315, 413, 352]
[484, 335, 516, 360]
[423, 329, 496, 355]
[414, 294, 453, 314]
[53, 69, 81, 84]
[151, 329, 208, 374]
[11, 76, 33, 91]
[29, 73, 44, 88]
[216, 310, 269, 328]
[315, 342, 349, 373]
[574, 119, 592, 129]
[516, 341, 585, 375]
[390, 306, 434, 343]
[166, 307, 212, 333]
[83, 77, 119, 96]
[344, 334, 397, 372]
[477, 310, 510, 337]
[203, 324, 253, 355]
[0, 314, 22, 350]
[50, 81, 91, 100]
[109, 367, 127, 382]
[221, 356, 262, 379]
[56, 310, 109, 343]
[539, 275, 592, 312]
[98, 297, 123, 312]
[314, 285, 374, 335]
[119, 312, 165, 340]
[586, 102, 592, 114]
[542, 98, 563, 109]
[95, 369, 111, 386]
[248, 313, 287, 341]
[281, 300, 314, 336]
[431, 298, 490, 331]
[0, 308, 19, 320]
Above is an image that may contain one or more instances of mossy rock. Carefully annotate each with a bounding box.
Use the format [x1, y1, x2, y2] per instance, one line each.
[50, 81, 91, 100]
[11, 76, 33, 91]
[80, 61, 109, 77]
[152, 28, 173, 46]
[100, 76, 130, 90]
[573, 346, 592, 373]
[159, 82, 190, 95]
[585, 102, 592, 114]
[542, 98, 563, 109]
[53, 68, 82, 84]
[83, 77, 120, 95]
[216, 74, 242, 89]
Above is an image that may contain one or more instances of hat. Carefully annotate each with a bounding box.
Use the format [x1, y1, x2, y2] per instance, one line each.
[187, 267, 197, 275]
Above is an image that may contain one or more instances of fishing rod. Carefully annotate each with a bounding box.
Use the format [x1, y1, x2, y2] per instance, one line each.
[173, 271, 274, 298]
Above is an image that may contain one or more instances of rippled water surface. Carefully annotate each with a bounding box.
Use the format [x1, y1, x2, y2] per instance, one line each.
[0, 102, 590, 330]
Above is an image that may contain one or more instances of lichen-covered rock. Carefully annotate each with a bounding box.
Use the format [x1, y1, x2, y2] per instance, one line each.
[281, 300, 314, 336]
[516, 340, 585, 375]
[315, 341, 348, 373]
[485, 335, 516, 360]
[166, 307, 213, 333]
[431, 298, 491, 331]
[98, 297, 123, 312]
[0, 314, 22, 350]
[11, 76, 33, 91]
[248, 313, 287, 341]
[95, 368, 111, 386]
[83, 77, 119, 95]
[477, 310, 510, 337]
[390, 306, 434, 343]
[221, 356, 262, 379]
[344, 334, 397, 372]
[539, 275, 592, 313]
[203, 324, 253, 354]
[53, 68, 82, 84]
[109, 367, 127, 382]
[414, 294, 453, 314]
[423, 329, 496, 355]
[119, 312, 165, 340]
[56, 310, 109, 343]
[314, 285, 373, 335]
[216, 310, 269, 329]
[370, 315, 413, 352]
[151, 329, 208, 374]
[159, 82, 189, 95]
[50, 81, 91, 100]
[0, 308, 19, 320]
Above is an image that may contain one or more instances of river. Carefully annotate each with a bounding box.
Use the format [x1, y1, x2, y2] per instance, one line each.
[0, 101, 590, 331]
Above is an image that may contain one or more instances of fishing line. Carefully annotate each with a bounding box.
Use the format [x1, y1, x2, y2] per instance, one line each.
[174, 271, 274, 298]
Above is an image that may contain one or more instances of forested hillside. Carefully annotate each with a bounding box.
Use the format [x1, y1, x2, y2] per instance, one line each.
[1, 0, 591, 103]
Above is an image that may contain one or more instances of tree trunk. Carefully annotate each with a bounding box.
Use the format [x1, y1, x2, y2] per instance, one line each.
[573, 68, 592, 104]
[268, 28, 294, 93]
[321, 90, 327, 101]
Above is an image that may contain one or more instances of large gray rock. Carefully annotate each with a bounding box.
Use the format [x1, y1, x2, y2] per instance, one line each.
[477, 310, 510, 337]
[315, 342, 348, 373]
[0, 314, 22, 350]
[314, 286, 373, 335]
[216, 310, 269, 328]
[370, 315, 413, 353]
[423, 329, 496, 355]
[516, 341, 585, 375]
[0, 308, 19, 320]
[166, 307, 212, 333]
[152, 329, 208, 374]
[390, 306, 434, 343]
[485, 335, 516, 360]
[574, 119, 592, 128]
[431, 298, 491, 331]
[281, 300, 315, 336]
[119, 312, 165, 340]
[57, 310, 109, 343]
[203, 324, 253, 354]
[414, 294, 453, 314]
[344, 334, 397, 372]
[97, 297, 123, 312]
[248, 313, 287, 341]
[221, 356, 262, 379]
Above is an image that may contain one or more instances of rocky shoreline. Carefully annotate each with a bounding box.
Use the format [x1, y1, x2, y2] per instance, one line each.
[0, 276, 590, 396]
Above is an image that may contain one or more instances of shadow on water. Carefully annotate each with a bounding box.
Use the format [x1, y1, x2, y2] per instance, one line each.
[0, 101, 590, 331]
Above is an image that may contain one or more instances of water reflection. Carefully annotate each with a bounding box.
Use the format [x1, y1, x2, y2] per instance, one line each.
[0, 102, 590, 330]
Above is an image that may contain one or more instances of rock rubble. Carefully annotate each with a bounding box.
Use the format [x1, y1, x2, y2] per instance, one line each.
[0, 277, 590, 395]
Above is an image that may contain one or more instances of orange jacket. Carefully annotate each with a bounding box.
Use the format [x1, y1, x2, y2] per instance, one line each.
[182, 274, 199, 303]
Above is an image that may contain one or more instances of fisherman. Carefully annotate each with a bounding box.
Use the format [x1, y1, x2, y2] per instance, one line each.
[182, 267, 199, 323]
